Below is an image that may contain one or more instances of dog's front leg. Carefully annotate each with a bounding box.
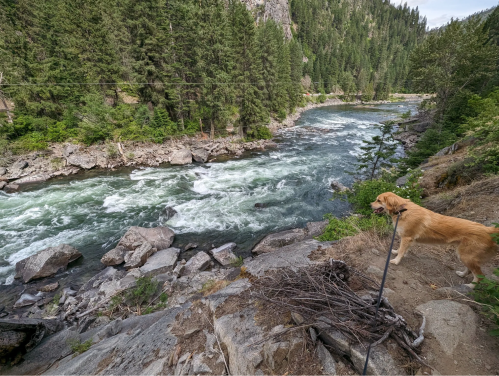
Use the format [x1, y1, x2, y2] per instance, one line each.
[390, 237, 413, 265]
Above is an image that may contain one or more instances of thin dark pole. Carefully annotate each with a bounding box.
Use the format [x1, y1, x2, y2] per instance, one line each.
[362, 209, 406, 375]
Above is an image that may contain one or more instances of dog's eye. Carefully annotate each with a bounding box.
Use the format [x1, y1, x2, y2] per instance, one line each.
[377, 199, 380, 202]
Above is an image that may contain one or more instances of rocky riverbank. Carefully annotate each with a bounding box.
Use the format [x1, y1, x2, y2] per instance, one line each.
[0, 95, 427, 193]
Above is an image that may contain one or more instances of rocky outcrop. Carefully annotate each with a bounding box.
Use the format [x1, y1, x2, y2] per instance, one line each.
[241, 0, 292, 40]
[170, 149, 192, 165]
[66, 154, 97, 169]
[139, 247, 180, 276]
[14, 244, 82, 283]
[192, 148, 210, 163]
[209, 243, 237, 266]
[252, 228, 307, 254]
[101, 226, 175, 267]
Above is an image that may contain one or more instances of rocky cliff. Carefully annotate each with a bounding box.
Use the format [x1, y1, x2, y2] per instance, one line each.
[241, 0, 292, 39]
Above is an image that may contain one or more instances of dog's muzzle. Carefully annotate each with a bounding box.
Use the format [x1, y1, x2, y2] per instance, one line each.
[373, 207, 384, 214]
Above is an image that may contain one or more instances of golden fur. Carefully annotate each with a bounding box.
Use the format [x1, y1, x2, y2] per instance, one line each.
[371, 192, 499, 287]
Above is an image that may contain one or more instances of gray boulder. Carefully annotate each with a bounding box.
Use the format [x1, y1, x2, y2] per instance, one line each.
[252, 228, 307, 254]
[316, 342, 337, 375]
[170, 149, 192, 165]
[11, 159, 28, 171]
[210, 243, 237, 266]
[0, 167, 6, 176]
[162, 206, 177, 221]
[14, 293, 42, 308]
[39, 282, 59, 293]
[306, 220, 329, 237]
[15, 244, 82, 283]
[14, 174, 51, 185]
[63, 144, 79, 158]
[117, 226, 175, 251]
[330, 180, 349, 192]
[416, 300, 477, 356]
[0, 181, 6, 190]
[140, 247, 180, 276]
[66, 154, 97, 169]
[124, 242, 156, 269]
[101, 246, 127, 266]
[192, 148, 210, 163]
[396, 174, 409, 187]
[182, 251, 211, 275]
[4, 183, 19, 193]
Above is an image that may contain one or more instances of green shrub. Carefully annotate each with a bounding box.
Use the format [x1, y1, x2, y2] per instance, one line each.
[106, 143, 119, 159]
[318, 214, 392, 241]
[318, 93, 327, 103]
[231, 256, 244, 267]
[277, 109, 287, 122]
[400, 110, 411, 119]
[125, 276, 159, 308]
[69, 339, 93, 355]
[247, 125, 272, 140]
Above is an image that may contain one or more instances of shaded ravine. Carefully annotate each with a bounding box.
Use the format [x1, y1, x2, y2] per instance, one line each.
[0, 103, 415, 284]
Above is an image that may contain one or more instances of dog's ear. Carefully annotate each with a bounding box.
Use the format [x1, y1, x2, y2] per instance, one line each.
[384, 193, 404, 213]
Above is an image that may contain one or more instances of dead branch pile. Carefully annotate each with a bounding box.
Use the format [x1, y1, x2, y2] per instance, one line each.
[250, 260, 428, 366]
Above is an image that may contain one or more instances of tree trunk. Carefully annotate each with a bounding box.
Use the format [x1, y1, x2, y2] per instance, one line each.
[210, 119, 215, 140]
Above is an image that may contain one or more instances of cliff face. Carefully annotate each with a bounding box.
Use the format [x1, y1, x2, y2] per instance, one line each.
[241, 0, 292, 39]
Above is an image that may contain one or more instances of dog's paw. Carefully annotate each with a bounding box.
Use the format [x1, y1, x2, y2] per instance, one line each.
[463, 283, 475, 290]
[391, 249, 399, 255]
[456, 270, 467, 278]
[390, 258, 400, 265]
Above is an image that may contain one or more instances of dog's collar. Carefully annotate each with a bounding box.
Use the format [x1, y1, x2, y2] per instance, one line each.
[393, 208, 407, 215]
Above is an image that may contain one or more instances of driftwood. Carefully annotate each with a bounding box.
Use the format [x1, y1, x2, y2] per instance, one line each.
[250, 260, 429, 367]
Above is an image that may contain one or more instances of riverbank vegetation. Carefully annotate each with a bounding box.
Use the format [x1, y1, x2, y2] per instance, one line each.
[0, 0, 426, 154]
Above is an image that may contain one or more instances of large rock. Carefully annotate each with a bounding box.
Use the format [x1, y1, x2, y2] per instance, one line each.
[14, 293, 42, 308]
[4, 183, 19, 193]
[0, 181, 6, 190]
[246, 239, 333, 277]
[15, 244, 82, 283]
[0, 167, 6, 176]
[192, 148, 209, 163]
[0, 318, 62, 365]
[14, 174, 51, 185]
[416, 300, 478, 356]
[101, 246, 127, 266]
[116, 226, 175, 251]
[330, 180, 349, 192]
[182, 251, 211, 275]
[209, 243, 237, 266]
[63, 144, 79, 158]
[170, 149, 192, 165]
[124, 242, 156, 269]
[316, 342, 337, 375]
[11, 159, 28, 171]
[306, 220, 329, 238]
[252, 228, 307, 254]
[66, 154, 97, 169]
[140, 247, 180, 276]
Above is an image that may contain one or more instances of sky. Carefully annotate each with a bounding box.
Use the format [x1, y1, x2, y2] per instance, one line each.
[392, 0, 499, 28]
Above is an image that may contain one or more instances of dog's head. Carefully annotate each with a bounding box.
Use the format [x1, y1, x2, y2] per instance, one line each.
[371, 192, 408, 215]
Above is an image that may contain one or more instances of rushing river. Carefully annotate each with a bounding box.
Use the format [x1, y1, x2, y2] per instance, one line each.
[0, 103, 414, 284]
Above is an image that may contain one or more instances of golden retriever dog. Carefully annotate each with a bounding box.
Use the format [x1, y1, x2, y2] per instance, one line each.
[371, 192, 499, 288]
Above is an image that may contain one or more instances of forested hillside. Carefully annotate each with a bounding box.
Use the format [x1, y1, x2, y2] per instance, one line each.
[0, 0, 426, 151]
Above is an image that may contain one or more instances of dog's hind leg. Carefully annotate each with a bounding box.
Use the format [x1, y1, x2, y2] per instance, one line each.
[390, 237, 413, 265]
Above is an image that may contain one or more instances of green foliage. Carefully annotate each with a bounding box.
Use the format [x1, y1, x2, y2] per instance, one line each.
[471, 261, 499, 336]
[106, 143, 119, 159]
[318, 214, 392, 241]
[356, 122, 398, 180]
[125, 276, 159, 308]
[247, 125, 272, 140]
[231, 256, 244, 267]
[317, 93, 327, 103]
[340, 171, 423, 216]
[69, 339, 93, 355]
[277, 109, 287, 122]
[52, 293, 61, 306]
[400, 110, 411, 119]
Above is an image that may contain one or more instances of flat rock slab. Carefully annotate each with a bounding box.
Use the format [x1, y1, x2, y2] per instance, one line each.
[182, 251, 211, 275]
[140, 248, 180, 276]
[416, 300, 478, 356]
[66, 154, 96, 169]
[210, 243, 237, 266]
[245, 239, 333, 277]
[170, 149, 192, 165]
[124, 242, 156, 269]
[117, 226, 175, 251]
[101, 246, 127, 266]
[15, 244, 82, 283]
[252, 228, 307, 254]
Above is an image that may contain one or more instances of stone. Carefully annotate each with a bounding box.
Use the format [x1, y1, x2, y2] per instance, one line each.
[4, 183, 19, 193]
[140, 248, 180, 276]
[63, 144, 79, 158]
[316, 342, 337, 375]
[252, 228, 307, 254]
[210, 243, 237, 266]
[184, 243, 198, 251]
[39, 282, 59, 293]
[246, 240, 333, 277]
[78, 266, 123, 295]
[14, 244, 82, 283]
[291, 312, 304, 325]
[14, 174, 51, 185]
[117, 226, 175, 252]
[124, 242, 156, 269]
[396, 174, 409, 187]
[366, 265, 384, 278]
[162, 206, 177, 221]
[202, 279, 251, 312]
[170, 149, 192, 165]
[192, 148, 210, 163]
[0, 181, 6, 190]
[330, 180, 349, 192]
[182, 251, 212, 275]
[306, 220, 329, 237]
[66, 154, 97, 169]
[309, 328, 317, 345]
[412, 121, 431, 132]
[101, 246, 127, 266]
[11, 159, 28, 170]
[350, 343, 404, 375]
[14, 294, 42, 308]
[0, 167, 6, 175]
[416, 300, 478, 356]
